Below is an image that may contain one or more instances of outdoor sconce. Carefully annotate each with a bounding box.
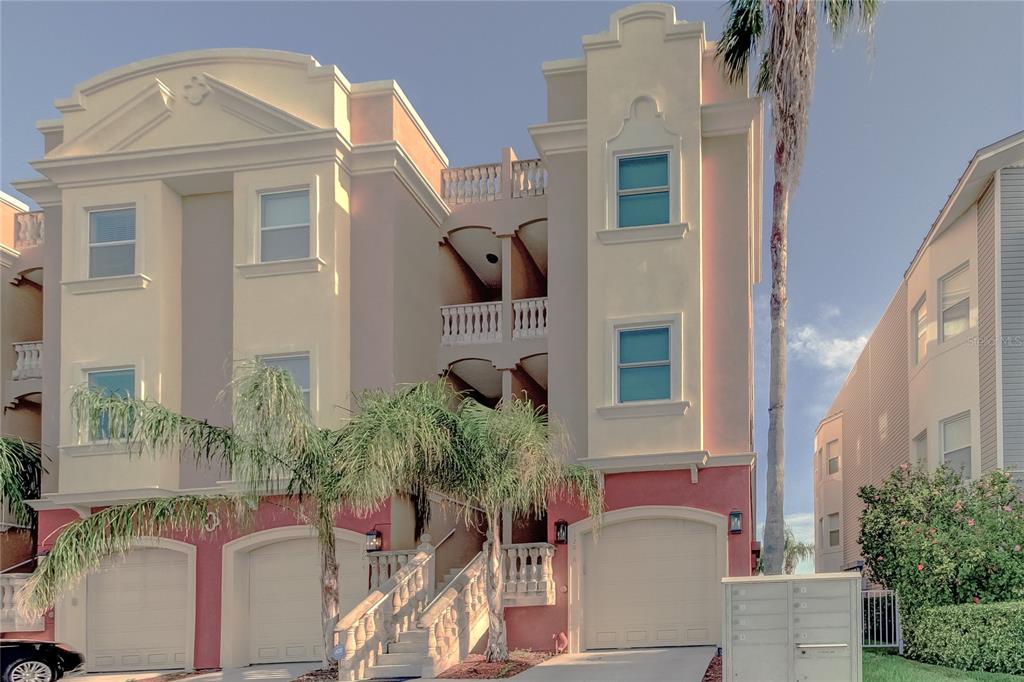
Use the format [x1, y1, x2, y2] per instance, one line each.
[729, 510, 743, 535]
[554, 519, 569, 544]
[365, 528, 383, 552]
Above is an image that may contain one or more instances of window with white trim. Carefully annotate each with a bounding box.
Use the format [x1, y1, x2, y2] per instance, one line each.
[260, 189, 310, 262]
[616, 326, 671, 402]
[616, 153, 669, 228]
[87, 367, 135, 440]
[939, 264, 969, 342]
[261, 353, 311, 410]
[941, 412, 971, 478]
[912, 296, 927, 365]
[827, 513, 840, 548]
[826, 439, 840, 476]
[89, 208, 136, 278]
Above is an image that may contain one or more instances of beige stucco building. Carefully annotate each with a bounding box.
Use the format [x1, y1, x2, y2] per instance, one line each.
[3, 5, 765, 676]
[814, 132, 1024, 573]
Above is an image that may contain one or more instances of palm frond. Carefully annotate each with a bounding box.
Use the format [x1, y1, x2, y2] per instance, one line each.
[716, 0, 764, 85]
[822, 0, 879, 40]
[0, 436, 43, 527]
[18, 494, 243, 617]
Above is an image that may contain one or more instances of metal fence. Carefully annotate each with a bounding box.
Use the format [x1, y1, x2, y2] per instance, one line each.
[863, 589, 903, 654]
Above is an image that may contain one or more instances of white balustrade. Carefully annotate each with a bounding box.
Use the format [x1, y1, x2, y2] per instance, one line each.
[336, 543, 435, 682]
[441, 164, 502, 204]
[418, 552, 487, 678]
[511, 159, 548, 198]
[12, 342, 43, 380]
[1, 574, 44, 632]
[368, 549, 418, 590]
[512, 297, 548, 340]
[440, 302, 501, 346]
[13, 212, 44, 250]
[501, 543, 555, 598]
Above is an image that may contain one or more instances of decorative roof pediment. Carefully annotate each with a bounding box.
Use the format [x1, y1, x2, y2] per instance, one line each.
[49, 72, 319, 158]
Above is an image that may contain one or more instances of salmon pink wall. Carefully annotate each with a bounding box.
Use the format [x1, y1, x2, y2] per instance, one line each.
[506, 465, 754, 651]
[15, 499, 389, 668]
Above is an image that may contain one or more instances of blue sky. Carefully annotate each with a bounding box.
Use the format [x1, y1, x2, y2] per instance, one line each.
[3, 1, 1023, 555]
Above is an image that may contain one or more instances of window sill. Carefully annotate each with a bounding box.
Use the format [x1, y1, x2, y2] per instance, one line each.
[236, 256, 326, 278]
[63, 273, 151, 295]
[596, 400, 690, 419]
[596, 222, 688, 245]
[61, 442, 131, 458]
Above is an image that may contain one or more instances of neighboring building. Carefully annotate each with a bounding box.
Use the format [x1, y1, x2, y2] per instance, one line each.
[2, 4, 764, 673]
[1, 192, 45, 570]
[814, 132, 1024, 573]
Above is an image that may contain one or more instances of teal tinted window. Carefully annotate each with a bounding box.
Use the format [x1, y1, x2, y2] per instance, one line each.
[617, 154, 669, 228]
[261, 354, 311, 410]
[88, 368, 135, 440]
[617, 327, 671, 402]
[618, 154, 668, 191]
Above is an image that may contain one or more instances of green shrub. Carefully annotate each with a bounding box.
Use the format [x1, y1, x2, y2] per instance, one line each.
[858, 467, 1024, 609]
[905, 601, 1024, 675]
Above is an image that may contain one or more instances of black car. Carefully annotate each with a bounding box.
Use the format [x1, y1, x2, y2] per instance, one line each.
[0, 640, 83, 682]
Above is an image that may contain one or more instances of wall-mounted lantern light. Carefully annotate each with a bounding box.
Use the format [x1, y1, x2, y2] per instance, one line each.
[554, 519, 569, 544]
[365, 528, 383, 552]
[729, 510, 743, 535]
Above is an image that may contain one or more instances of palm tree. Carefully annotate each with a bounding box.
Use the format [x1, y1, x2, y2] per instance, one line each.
[19, 362, 393, 666]
[717, 0, 878, 573]
[436, 396, 603, 662]
[783, 525, 814, 574]
[0, 436, 42, 531]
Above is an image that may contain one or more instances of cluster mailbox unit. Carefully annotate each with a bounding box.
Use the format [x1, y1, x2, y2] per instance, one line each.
[722, 573, 863, 681]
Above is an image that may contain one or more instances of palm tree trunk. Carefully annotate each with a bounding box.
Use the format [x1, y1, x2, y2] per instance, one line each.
[319, 525, 340, 667]
[484, 512, 508, 662]
[762, 147, 790, 576]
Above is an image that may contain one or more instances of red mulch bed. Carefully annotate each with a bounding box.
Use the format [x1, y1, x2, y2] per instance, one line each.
[701, 654, 722, 682]
[437, 650, 554, 679]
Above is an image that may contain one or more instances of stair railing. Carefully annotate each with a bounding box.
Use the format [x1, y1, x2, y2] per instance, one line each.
[417, 551, 487, 678]
[336, 539, 435, 681]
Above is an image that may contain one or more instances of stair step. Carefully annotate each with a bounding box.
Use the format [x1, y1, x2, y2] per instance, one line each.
[397, 629, 428, 644]
[388, 640, 425, 654]
[378, 651, 425, 665]
[366, 662, 421, 679]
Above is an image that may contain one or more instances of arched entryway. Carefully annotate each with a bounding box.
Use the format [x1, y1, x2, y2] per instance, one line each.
[219, 526, 366, 667]
[568, 506, 728, 653]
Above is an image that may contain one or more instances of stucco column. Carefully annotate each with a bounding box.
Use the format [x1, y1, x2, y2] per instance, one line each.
[501, 236, 512, 343]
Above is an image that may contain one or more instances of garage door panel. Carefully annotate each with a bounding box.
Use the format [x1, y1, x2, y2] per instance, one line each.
[87, 548, 189, 672]
[248, 536, 366, 664]
[583, 516, 723, 650]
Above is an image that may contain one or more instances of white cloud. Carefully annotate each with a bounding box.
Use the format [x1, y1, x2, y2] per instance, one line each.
[789, 324, 868, 371]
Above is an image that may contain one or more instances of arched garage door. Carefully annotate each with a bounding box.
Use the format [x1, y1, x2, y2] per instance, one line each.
[581, 516, 724, 650]
[248, 536, 365, 664]
[87, 547, 189, 671]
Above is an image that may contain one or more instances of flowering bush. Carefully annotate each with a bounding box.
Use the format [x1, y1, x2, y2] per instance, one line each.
[859, 467, 1024, 610]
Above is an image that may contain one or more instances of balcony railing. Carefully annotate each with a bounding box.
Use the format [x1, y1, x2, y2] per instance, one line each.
[12, 342, 42, 380]
[441, 302, 502, 345]
[441, 158, 547, 205]
[500, 542, 555, 606]
[440, 298, 548, 346]
[512, 297, 548, 340]
[1, 574, 44, 631]
[14, 212, 44, 250]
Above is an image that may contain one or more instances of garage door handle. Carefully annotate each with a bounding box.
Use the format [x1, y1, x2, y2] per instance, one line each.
[795, 643, 848, 649]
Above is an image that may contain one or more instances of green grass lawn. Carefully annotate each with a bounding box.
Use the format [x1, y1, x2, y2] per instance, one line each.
[864, 650, 1024, 681]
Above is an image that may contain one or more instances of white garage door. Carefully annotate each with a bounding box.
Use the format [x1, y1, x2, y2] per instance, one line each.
[87, 548, 189, 671]
[583, 517, 722, 650]
[249, 536, 365, 664]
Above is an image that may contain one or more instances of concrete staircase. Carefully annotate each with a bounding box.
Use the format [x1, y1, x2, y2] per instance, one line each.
[365, 628, 430, 679]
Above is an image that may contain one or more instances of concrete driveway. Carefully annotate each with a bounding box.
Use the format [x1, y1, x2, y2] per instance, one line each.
[452, 647, 719, 682]
[70, 662, 320, 682]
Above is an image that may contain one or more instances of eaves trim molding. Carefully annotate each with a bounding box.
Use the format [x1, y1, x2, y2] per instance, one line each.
[351, 79, 448, 167]
[348, 140, 450, 227]
[529, 119, 587, 157]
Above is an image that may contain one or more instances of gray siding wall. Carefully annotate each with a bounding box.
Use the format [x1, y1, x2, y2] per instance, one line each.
[1000, 167, 1024, 482]
[978, 181, 998, 474]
